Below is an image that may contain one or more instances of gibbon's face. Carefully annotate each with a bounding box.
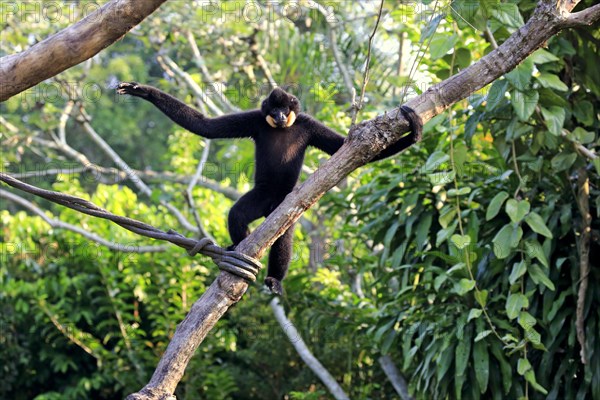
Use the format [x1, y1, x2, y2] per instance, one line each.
[261, 88, 300, 129]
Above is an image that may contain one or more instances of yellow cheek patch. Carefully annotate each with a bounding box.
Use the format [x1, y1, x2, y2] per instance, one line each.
[266, 115, 277, 128]
[286, 111, 296, 127]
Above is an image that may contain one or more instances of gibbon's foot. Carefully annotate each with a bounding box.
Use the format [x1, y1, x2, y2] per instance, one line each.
[225, 244, 236, 251]
[264, 277, 284, 295]
[116, 82, 150, 98]
[399, 105, 423, 144]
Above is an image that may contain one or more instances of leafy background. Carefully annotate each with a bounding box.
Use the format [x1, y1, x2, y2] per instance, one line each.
[1, 0, 599, 399]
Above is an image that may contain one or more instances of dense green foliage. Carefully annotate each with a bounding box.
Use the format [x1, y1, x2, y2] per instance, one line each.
[1, 1, 598, 399]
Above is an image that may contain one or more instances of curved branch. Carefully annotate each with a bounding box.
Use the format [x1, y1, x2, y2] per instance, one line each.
[0, 189, 167, 253]
[0, 0, 167, 101]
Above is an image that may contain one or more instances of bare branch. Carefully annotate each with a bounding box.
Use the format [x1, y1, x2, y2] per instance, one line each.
[0, 0, 167, 101]
[185, 141, 216, 242]
[77, 109, 202, 234]
[185, 31, 240, 113]
[351, 0, 384, 126]
[58, 100, 75, 143]
[0, 189, 167, 253]
[159, 55, 223, 115]
[379, 355, 413, 400]
[10, 166, 242, 200]
[270, 297, 349, 400]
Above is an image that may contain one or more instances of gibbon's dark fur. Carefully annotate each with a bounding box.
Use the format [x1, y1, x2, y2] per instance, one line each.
[117, 82, 422, 295]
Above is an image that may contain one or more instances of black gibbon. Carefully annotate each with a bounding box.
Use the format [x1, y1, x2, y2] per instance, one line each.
[117, 82, 422, 295]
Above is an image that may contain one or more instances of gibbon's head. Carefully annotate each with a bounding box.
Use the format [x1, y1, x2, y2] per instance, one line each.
[261, 87, 300, 129]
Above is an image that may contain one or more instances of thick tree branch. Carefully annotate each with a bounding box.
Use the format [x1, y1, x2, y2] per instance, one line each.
[0, 0, 167, 101]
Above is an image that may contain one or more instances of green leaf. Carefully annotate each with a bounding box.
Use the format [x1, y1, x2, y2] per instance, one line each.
[506, 293, 529, 320]
[434, 274, 447, 291]
[550, 152, 577, 172]
[528, 263, 556, 291]
[505, 59, 533, 90]
[439, 206, 458, 229]
[490, 342, 512, 394]
[536, 73, 568, 91]
[486, 191, 509, 221]
[524, 240, 549, 268]
[474, 290, 488, 307]
[492, 3, 524, 28]
[509, 260, 527, 285]
[455, 279, 476, 295]
[447, 187, 471, 197]
[475, 330, 492, 342]
[511, 89, 539, 121]
[473, 340, 489, 393]
[486, 79, 508, 110]
[430, 33, 458, 60]
[572, 101, 594, 126]
[524, 212, 553, 238]
[455, 328, 472, 399]
[492, 224, 522, 259]
[425, 151, 450, 172]
[572, 127, 595, 144]
[530, 49, 560, 64]
[525, 370, 548, 395]
[428, 170, 455, 186]
[451, 234, 472, 250]
[518, 311, 537, 330]
[468, 308, 483, 322]
[541, 106, 566, 136]
[517, 357, 532, 375]
[505, 199, 530, 223]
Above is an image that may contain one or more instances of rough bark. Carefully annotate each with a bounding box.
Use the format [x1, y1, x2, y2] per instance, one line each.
[0, 0, 167, 101]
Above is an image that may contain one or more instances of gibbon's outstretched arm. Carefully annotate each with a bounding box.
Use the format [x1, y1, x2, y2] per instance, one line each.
[306, 105, 422, 160]
[117, 82, 261, 139]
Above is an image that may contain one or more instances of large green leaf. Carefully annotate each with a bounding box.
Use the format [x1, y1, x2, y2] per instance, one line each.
[505, 199, 530, 223]
[511, 89, 539, 121]
[536, 73, 568, 91]
[455, 327, 472, 399]
[506, 293, 529, 320]
[524, 212, 553, 238]
[430, 33, 458, 60]
[486, 191, 509, 221]
[492, 223, 522, 259]
[541, 106, 566, 136]
[473, 340, 489, 393]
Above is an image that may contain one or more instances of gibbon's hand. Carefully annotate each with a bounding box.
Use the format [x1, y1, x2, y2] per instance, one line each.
[117, 82, 151, 98]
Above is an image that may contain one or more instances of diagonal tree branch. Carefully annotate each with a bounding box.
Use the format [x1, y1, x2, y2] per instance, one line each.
[0, 0, 168, 101]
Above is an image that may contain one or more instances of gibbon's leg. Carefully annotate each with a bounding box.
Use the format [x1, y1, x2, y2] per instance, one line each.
[228, 189, 271, 246]
[265, 224, 295, 295]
